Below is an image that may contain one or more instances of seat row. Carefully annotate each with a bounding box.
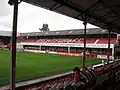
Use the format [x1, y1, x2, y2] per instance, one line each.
[22, 38, 116, 44]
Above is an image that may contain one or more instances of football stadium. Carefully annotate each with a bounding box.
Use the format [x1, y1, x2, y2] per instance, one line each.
[0, 29, 105, 85]
[0, 28, 120, 90]
[0, 0, 120, 90]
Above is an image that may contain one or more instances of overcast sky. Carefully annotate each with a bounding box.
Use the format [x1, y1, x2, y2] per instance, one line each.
[0, 0, 98, 33]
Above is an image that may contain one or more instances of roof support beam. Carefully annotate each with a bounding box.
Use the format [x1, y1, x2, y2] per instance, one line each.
[50, 3, 62, 10]
[8, 0, 22, 90]
[76, 0, 102, 19]
[92, 7, 120, 26]
[85, 0, 102, 11]
[82, 14, 89, 69]
[53, 0, 112, 30]
[10, 2, 18, 89]
[107, 29, 111, 64]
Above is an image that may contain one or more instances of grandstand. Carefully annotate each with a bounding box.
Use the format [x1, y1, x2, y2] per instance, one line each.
[0, 40, 4, 46]
[0, 31, 21, 50]
[0, 28, 120, 90]
[0, 31, 12, 49]
[0, 28, 119, 89]
[17, 28, 118, 60]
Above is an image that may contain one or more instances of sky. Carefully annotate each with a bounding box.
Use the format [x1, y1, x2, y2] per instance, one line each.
[0, 0, 98, 33]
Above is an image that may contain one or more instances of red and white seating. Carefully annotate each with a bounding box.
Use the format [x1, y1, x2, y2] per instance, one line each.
[0, 40, 4, 45]
[23, 39, 37, 42]
[97, 38, 116, 44]
[22, 38, 116, 44]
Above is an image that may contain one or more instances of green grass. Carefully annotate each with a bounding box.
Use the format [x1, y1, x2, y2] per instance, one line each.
[0, 50, 101, 85]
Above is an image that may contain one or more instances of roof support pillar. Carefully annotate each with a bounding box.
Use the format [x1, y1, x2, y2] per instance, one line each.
[107, 29, 111, 64]
[68, 46, 70, 53]
[82, 15, 88, 69]
[10, 1, 18, 90]
[8, 0, 22, 90]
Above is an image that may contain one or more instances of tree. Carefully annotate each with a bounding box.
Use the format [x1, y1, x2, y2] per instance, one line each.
[39, 24, 49, 31]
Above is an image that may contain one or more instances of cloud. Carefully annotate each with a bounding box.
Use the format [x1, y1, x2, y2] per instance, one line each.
[0, 0, 12, 16]
[0, 0, 13, 31]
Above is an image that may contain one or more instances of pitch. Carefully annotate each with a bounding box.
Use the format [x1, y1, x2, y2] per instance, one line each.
[0, 50, 101, 85]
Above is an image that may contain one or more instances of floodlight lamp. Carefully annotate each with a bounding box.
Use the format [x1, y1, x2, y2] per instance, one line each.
[8, 0, 15, 5]
[8, 0, 23, 5]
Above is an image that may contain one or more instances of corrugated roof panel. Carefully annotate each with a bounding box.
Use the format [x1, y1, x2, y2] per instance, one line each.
[23, 0, 120, 32]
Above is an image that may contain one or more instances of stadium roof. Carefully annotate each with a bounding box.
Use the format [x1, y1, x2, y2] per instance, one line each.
[0, 31, 12, 36]
[20, 28, 112, 36]
[0, 31, 20, 37]
[23, 0, 120, 33]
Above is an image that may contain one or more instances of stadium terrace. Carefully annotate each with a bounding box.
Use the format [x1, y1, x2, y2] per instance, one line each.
[9, 28, 120, 59]
[0, 27, 120, 90]
[0, 28, 119, 59]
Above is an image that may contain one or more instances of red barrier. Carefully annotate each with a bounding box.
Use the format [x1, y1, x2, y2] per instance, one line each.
[88, 54, 97, 58]
[58, 52, 81, 56]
